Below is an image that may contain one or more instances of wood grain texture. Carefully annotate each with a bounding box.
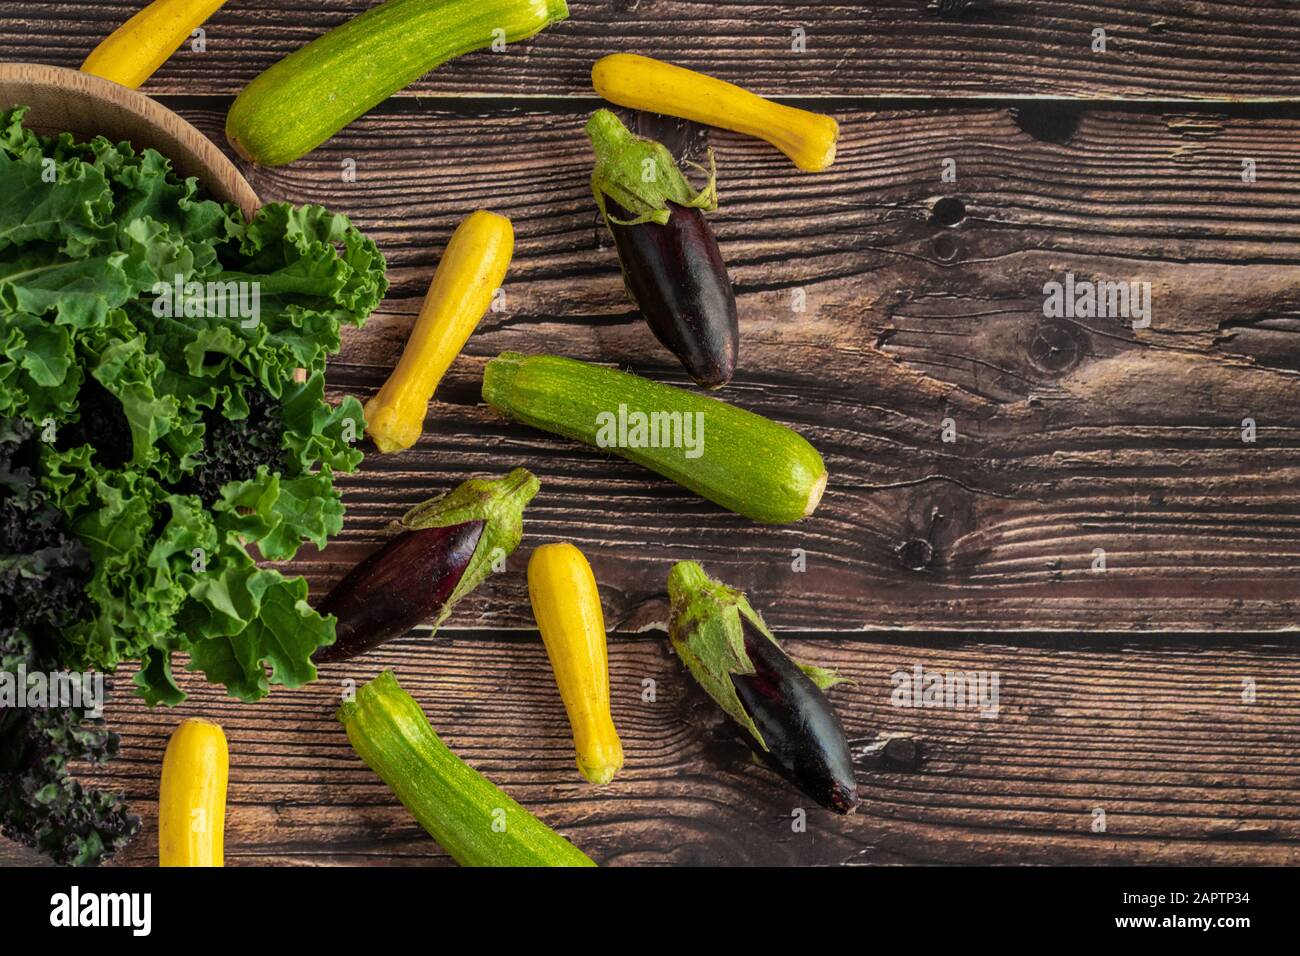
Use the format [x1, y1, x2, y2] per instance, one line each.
[3, 632, 1297, 867]
[5, 1, 1300, 872]
[144, 98, 1300, 631]
[7, 0, 1300, 101]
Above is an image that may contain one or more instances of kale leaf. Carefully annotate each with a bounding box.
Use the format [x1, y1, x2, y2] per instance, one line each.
[0, 421, 139, 866]
[0, 106, 387, 706]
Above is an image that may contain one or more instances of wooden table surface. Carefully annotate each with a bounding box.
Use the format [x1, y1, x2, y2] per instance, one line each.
[3, 0, 1299, 866]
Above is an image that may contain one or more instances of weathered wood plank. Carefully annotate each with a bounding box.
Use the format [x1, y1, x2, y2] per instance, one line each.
[4, 633, 1295, 867]
[6, 0, 1299, 877]
[149, 100, 1300, 630]
[7, 0, 1300, 101]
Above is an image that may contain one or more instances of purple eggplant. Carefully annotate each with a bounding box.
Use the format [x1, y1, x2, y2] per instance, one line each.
[667, 560, 860, 814]
[587, 110, 739, 389]
[313, 468, 540, 663]
[732, 617, 859, 813]
[604, 197, 738, 389]
[314, 521, 484, 663]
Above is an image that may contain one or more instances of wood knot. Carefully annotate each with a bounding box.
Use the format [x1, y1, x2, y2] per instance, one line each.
[890, 483, 981, 577]
[896, 537, 934, 571]
[932, 235, 962, 262]
[881, 735, 923, 769]
[930, 196, 966, 227]
[1026, 320, 1085, 375]
[856, 732, 925, 771]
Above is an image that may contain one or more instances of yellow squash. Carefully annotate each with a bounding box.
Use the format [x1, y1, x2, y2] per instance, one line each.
[591, 53, 839, 173]
[527, 543, 623, 785]
[158, 717, 228, 867]
[365, 210, 514, 453]
[81, 0, 229, 89]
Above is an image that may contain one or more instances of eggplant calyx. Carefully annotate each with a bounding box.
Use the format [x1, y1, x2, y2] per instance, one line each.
[799, 660, 852, 692]
[396, 468, 540, 629]
[586, 109, 717, 228]
[666, 560, 773, 749]
[667, 561, 848, 750]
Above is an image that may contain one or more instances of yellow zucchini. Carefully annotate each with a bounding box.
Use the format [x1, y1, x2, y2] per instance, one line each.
[81, 0, 229, 90]
[365, 211, 514, 453]
[527, 543, 623, 785]
[158, 717, 228, 867]
[591, 53, 839, 173]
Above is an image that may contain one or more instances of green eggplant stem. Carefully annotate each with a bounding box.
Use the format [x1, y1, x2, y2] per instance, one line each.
[397, 467, 540, 628]
[586, 109, 717, 227]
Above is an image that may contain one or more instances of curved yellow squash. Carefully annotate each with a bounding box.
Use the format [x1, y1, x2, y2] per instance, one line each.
[158, 717, 228, 867]
[592, 53, 839, 173]
[528, 543, 624, 785]
[365, 210, 514, 453]
[82, 0, 229, 90]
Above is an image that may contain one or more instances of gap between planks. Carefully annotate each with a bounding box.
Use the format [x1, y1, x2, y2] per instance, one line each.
[148, 92, 1300, 114]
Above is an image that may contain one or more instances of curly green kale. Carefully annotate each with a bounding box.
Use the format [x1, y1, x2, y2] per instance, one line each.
[0, 630, 139, 867]
[0, 421, 139, 866]
[0, 106, 388, 708]
[171, 387, 286, 506]
[0, 420, 92, 633]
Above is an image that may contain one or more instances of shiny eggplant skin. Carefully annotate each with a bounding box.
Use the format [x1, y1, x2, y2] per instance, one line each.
[314, 520, 485, 663]
[730, 617, 860, 813]
[605, 197, 738, 389]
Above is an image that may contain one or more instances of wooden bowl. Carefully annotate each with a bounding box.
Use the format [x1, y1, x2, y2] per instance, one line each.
[0, 62, 259, 218]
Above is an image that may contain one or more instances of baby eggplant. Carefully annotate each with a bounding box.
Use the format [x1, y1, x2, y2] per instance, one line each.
[314, 469, 539, 662]
[732, 616, 858, 813]
[667, 560, 859, 814]
[603, 197, 738, 389]
[314, 521, 485, 663]
[586, 110, 739, 389]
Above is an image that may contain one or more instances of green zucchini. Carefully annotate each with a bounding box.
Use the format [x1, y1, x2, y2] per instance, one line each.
[226, 0, 570, 166]
[481, 352, 827, 524]
[338, 671, 596, 867]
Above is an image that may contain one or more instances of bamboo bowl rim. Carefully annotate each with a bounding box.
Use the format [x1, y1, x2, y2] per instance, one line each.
[0, 62, 259, 218]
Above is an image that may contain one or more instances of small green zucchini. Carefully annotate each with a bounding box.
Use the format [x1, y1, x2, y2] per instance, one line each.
[481, 352, 827, 524]
[338, 671, 596, 867]
[226, 0, 570, 166]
